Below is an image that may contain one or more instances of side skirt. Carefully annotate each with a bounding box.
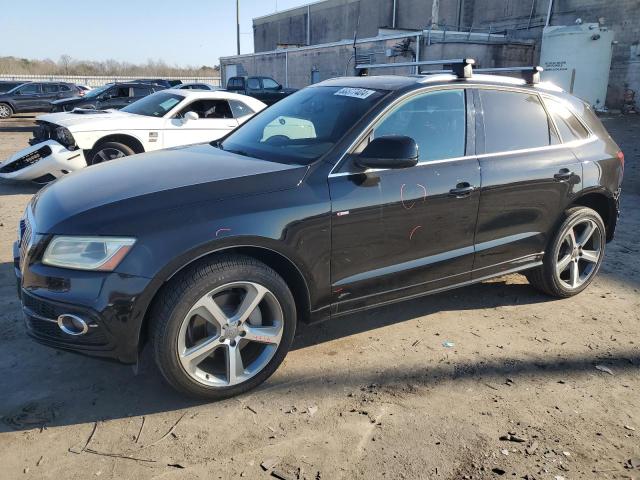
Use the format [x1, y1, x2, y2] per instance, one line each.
[330, 260, 542, 319]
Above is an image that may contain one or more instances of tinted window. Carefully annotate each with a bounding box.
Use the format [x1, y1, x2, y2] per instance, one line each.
[544, 97, 589, 142]
[177, 99, 232, 119]
[229, 100, 255, 118]
[247, 78, 260, 90]
[133, 86, 151, 97]
[60, 84, 71, 92]
[262, 78, 279, 89]
[221, 86, 386, 165]
[228, 78, 241, 88]
[42, 84, 60, 93]
[18, 84, 41, 94]
[373, 89, 466, 162]
[121, 92, 183, 117]
[480, 90, 553, 153]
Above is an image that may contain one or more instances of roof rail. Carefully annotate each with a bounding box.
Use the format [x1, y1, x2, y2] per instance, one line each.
[473, 66, 543, 84]
[355, 58, 475, 79]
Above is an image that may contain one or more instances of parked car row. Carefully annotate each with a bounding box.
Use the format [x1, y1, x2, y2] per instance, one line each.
[0, 89, 266, 182]
[0, 75, 295, 120]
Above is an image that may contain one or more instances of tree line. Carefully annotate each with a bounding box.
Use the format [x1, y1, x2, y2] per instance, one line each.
[0, 55, 220, 77]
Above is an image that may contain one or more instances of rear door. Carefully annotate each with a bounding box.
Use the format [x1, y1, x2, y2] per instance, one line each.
[40, 83, 61, 109]
[329, 88, 481, 313]
[472, 87, 583, 278]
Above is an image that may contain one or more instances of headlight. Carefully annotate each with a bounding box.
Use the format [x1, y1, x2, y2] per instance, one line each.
[42, 236, 136, 271]
[55, 126, 75, 147]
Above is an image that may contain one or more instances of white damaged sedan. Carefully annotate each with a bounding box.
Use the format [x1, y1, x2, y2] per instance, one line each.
[0, 89, 266, 183]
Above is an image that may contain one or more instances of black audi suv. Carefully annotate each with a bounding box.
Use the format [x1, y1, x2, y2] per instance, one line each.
[14, 62, 623, 399]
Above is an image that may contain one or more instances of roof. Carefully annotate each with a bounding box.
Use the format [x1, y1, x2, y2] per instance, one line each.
[312, 73, 563, 93]
[162, 89, 267, 109]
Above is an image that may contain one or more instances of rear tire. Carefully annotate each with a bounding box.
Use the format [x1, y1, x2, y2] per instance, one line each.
[150, 255, 296, 400]
[0, 103, 13, 119]
[89, 141, 135, 165]
[526, 206, 605, 298]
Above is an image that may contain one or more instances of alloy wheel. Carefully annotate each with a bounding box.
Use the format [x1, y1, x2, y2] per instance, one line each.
[0, 104, 11, 118]
[176, 281, 284, 387]
[554, 218, 602, 290]
[93, 147, 126, 163]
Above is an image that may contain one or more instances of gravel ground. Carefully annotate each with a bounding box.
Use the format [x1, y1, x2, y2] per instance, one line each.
[0, 113, 638, 480]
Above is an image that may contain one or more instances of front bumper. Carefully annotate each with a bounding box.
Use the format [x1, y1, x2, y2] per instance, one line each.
[14, 239, 153, 364]
[0, 140, 86, 183]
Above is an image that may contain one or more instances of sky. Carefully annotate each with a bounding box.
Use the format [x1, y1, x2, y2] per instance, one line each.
[0, 0, 312, 67]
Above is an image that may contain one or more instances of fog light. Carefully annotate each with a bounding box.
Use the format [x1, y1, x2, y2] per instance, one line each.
[57, 314, 89, 336]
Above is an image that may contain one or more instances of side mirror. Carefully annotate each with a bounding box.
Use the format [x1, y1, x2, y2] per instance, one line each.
[277, 84, 283, 90]
[355, 136, 418, 169]
[183, 111, 199, 122]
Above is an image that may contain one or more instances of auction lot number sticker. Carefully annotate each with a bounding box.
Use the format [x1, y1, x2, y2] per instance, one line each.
[334, 87, 376, 99]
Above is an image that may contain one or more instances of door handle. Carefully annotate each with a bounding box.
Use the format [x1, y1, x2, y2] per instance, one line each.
[554, 168, 574, 181]
[449, 182, 476, 198]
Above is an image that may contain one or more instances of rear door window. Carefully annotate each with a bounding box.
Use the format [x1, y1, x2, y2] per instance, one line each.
[247, 78, 261, 90]
[544, 97, 590, 142]
[372, 89, 466, 162]
[479, 89, 554, 153]
[42, 84, 60, 94]
[132, 86, 151, 97]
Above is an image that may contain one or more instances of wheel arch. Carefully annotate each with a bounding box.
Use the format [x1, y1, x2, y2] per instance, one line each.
[91, 133, 146, 155]
[137, 244, 313, 351]
[570, 189, 617, 242]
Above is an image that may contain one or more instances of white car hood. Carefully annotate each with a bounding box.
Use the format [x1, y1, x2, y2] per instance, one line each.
[37, 110, 163, 132]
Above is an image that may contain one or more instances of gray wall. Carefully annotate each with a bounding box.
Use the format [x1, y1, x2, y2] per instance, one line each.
[222, 35, 534, 90]
[250, 0, 640, 107]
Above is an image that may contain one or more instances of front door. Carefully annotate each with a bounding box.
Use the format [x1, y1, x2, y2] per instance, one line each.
[163, 99, 239, 147]
[329, 88, 481, 314]
[13, 83, 42, 112]
[472, 88, 584, 278]
[96, 86, 131, 110]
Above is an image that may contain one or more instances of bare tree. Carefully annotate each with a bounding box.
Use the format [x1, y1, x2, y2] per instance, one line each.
[59, 54, 73, 75]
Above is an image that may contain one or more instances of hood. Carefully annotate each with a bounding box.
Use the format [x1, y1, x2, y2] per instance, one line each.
[32, 144, 307, 233]
[37, 110, 151, 131]
[50, 96, 85, 106]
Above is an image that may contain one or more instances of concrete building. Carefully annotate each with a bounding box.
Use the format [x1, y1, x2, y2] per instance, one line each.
[221, 0, 640, 108]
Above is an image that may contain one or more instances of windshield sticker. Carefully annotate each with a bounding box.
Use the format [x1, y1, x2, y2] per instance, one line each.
[334, 87, 376, 99]
[159, 98, 181, 110]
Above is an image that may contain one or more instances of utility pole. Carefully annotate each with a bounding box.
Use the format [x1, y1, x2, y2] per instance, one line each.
[236, 0, 241, 55]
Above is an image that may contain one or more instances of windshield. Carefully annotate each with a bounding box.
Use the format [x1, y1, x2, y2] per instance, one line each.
[220, 86, 386, 165]
[83, 84, 112, 99]
[121, 92, 183, 117]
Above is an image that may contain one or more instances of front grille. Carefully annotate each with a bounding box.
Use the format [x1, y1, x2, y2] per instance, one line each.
[0, 145, 52, 173]
[22, 293, 109, 347]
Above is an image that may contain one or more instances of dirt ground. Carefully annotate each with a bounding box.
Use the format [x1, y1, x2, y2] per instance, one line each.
[0, 113, 638, 480]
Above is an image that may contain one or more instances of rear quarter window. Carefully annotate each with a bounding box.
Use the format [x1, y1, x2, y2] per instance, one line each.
[544, 97, 590, 142]
[480, 89, 554, 153]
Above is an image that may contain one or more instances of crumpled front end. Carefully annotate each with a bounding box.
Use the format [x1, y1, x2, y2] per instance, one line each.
[0, 140, 87, 183]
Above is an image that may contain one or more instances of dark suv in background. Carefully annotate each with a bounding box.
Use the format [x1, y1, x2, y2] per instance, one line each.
[0, 82, 79, 118]
[15, 62, 623, 400]
[50, 82, 166, 112]
[226, 75, 297, 105]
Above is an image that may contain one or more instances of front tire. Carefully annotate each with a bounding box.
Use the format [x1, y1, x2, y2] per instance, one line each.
[150, 255, 296, 400]
[526, 206, 606, 298]
[0, 103, 13, 119]
[89, 141, 135, 165]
